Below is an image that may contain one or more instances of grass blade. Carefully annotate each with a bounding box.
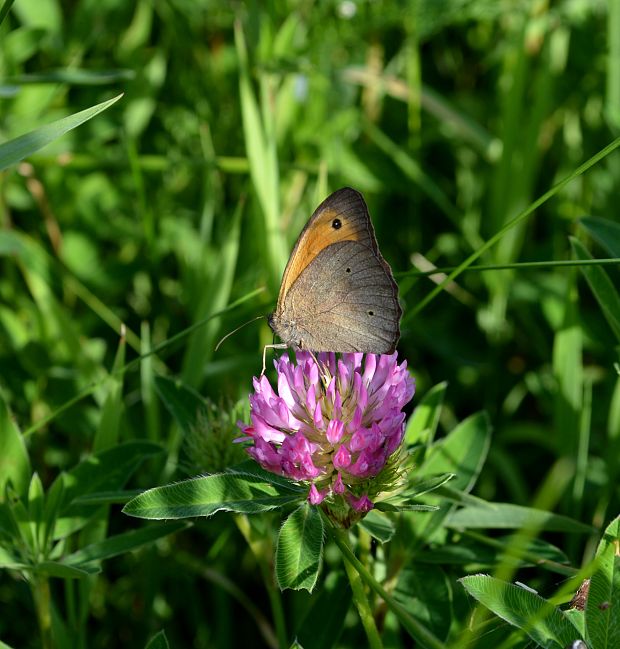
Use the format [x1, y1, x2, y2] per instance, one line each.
[0, 94, 122, 171]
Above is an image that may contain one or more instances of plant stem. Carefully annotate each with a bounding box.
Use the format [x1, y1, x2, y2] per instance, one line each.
[331, 526, 447, 649]
[334, 529, 383, 649]
[32, 576, 53, 649]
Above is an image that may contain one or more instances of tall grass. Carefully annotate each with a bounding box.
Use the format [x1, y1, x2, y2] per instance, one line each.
[1, 2, 619, 648]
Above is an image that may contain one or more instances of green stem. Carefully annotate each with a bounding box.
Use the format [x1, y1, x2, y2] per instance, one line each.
[399, 257, 620, 278]
[331, 527, 447, 649]
[335, 529, 383, 649]
[32, 576, 53, 649]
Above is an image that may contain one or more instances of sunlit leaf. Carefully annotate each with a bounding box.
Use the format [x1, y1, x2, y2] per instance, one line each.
[275, 503, 324, 591]
[0, 394, 30, 501]
[585, 516, 620, 649]
[360, 509, 395, 543]
[123, 472, 304, 520]
[0, 94, 122, 171]
[446, 503, 593, 533]
[405, 381, 448, 446]
[460, 574, 581, 648]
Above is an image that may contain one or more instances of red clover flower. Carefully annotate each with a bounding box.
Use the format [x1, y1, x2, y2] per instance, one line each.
[237, 351, 415, 523]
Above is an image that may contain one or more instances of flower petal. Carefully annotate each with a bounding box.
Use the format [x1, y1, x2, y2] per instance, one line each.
[326, 419, 344, 444]
[333, 444, 351, 469]
[308, 483, 326, 505]
[332, 473, 345, 494]
[348, 493, 374, 512]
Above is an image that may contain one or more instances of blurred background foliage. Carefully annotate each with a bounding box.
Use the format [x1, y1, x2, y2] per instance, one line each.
[1, 0, 619, 647]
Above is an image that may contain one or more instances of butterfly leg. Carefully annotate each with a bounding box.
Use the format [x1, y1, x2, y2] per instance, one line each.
[261, 343, 289, 375]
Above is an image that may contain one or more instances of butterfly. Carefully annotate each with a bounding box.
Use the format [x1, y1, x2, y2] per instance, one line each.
[268, 187, 401, 358]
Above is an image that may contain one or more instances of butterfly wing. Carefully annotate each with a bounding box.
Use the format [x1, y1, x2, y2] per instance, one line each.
[276, 187, 379, 311]
[273, 240, 401, 353]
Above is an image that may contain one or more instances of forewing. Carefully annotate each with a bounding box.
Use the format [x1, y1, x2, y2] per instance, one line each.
[277, 188, 377, 308]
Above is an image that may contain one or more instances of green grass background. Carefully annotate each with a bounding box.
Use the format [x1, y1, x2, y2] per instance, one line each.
[1, 0, 619, 647]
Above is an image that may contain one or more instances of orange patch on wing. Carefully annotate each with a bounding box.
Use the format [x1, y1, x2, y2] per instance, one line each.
[278, 207, 364, 302]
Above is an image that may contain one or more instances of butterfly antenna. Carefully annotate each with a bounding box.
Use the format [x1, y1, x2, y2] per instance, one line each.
[214, 315, 267, 352]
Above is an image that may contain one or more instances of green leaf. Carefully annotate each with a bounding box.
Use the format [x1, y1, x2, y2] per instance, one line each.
[552, 275, 582, 475]
[27, 473, 44, 524]
[565, 608, 586, 638]
[460, 575, 581, 648]
[570, 237, 620, 342]
[93, 334, 126, 453]
[377, 474, 453, 515]
[415, 412, 492, 544]
[417, 535, 570, 572]
[30, 561, 98, 579]
[359, 509, 395, 543]
[446, 503, 594, 533]
[275, 503, 324, 592]
[62, 521, 189, 567]
[180, 195, 244, 386]
[0, 94, 122, 171]
[0, 393, 31, 500]
[27, 473, 45, 550]
[0, 640, 17, 649]
[395, 564, 452, 642]
[0, 544, 21, 569]
[6, 493, 36, 553]
[41, 474, 65, 550]
[144, 630, 169, 649]
[364, 120, 460, 224]
[123, 472, 304, 520]
[230, 461, 306, 489]
[61, 441, 162, 512]
[234, 20, 286, 289]
[154, 375, 206, 434]
[54, 441, 162, 539]
[295, 571, 351, 649]
[405, 381, 447, 446]
[407, 473, 456, 498]
[375, 502, 438, 513]
[579, 217, 620, 257]
[0, 499, 22, 549]
[585, 516, 620, 649]
[419, 412, 492, 492]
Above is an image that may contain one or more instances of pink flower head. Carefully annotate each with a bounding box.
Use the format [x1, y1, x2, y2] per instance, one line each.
[238, 351, 415, 515]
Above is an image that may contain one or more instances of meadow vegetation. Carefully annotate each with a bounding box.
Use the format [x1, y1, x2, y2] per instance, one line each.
[1, 1, 619, 648]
